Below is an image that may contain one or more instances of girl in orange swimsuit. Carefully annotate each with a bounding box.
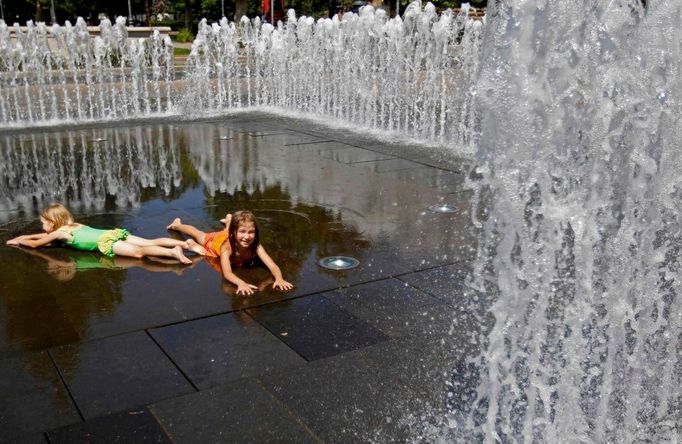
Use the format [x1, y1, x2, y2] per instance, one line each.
[7, 203, 205, 263]
[167, 211, 293, 295]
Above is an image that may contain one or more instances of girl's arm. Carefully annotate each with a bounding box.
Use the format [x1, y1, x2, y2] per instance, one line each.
[219, 243, 257, 295]
[6, 231, 68, 248]
[256, 245, 294, 291]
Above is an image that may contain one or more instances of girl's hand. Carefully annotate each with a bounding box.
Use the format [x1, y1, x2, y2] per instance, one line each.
[236, 282, 258, 295]
[273, 279, 294, 291]
[6, 237, 20, 246]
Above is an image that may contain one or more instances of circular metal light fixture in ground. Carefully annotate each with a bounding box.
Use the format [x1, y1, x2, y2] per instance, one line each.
[428, 204, 457, 213]
[216, 136, 232, 140]
[91, 138, 107, 142]
[318, 256, 360, 270]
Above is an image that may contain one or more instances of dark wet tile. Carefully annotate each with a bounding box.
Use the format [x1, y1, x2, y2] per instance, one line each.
[258, 349, 423, 442]
[0, 431, 48, 444]
[50, 331, 195, 419]
[319, 147, 395, 164]
[55, 271, 197, 340]
[150, 378, 317, 443]
[0, 352, 80, 442]
[386, 201, 479, 270]
[0, 249, 82, 357]
[345, 338, 455, 424]
[247, 295, 389, 361]
[397, 263, 472, 306]
[322, 279, 447, 338]
[46, 408, 171, 443]
[190, 252, 341, 311]
[149, 313, 306, 390]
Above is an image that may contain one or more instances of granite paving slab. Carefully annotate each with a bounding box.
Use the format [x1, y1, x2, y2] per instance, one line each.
[46, 408, 171, 443]
[53, 271, 203, 340]
[315, 249, 414, 287]
[50, 331, 195, 419]
[150, 378, 319, 443]
[342, 338, 456, 432]
[149, 312, 306, 390]
[397, 263, 473, 307]
[257, 349, 425, 443]
[321, 278, 449, 339]
[0, 351, 79, 443]
[247, 295, 389, 361]
[0, 248, 82, 357]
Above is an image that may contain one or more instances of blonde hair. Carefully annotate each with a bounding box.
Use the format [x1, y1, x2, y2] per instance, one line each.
[41, 204, 75, 229]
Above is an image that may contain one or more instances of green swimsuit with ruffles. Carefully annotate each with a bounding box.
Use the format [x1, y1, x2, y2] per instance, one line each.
[58, 225, 129, 257]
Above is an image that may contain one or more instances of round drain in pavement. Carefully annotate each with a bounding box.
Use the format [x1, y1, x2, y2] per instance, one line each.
[318, 256, 360, 270]
[428, 204, 457, 213]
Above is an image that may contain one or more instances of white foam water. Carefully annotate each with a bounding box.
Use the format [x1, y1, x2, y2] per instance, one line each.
[453, 0, 681, 441]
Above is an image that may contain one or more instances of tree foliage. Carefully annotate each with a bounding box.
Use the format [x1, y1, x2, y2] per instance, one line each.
[1, 0, 485, 29]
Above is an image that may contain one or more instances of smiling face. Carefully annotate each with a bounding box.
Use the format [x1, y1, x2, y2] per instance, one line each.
[235, 221, 256, 250]
[228, 210, 260, 255]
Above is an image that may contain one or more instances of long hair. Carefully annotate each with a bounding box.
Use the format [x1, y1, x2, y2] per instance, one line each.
[41, 204, 75, 229]
[228, 210, 260, 255]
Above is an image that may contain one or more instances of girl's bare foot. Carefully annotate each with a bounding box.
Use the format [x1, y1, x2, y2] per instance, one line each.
[186, 239, 207, 256]
[220, 213, 232, 228]
[167, 218, 181, 231]
[172, 246, 192, 264]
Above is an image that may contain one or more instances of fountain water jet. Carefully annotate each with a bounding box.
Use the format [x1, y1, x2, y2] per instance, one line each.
[448, 0, 681, 441]
[0, 1, 679, 441]
[0, 6, 484, 151]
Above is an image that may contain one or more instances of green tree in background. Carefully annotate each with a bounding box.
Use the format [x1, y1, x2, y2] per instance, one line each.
[2, 0, 486, 29]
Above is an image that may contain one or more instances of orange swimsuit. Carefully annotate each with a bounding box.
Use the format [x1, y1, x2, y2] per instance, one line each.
[202, 230, 229, 258]
[202, 231, 260, 272]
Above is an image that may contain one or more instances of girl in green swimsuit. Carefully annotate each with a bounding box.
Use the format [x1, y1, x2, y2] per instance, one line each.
[6, 204, 206, 264]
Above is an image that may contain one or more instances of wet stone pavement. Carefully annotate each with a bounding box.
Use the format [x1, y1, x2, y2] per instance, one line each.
[0, 112, 481, 442]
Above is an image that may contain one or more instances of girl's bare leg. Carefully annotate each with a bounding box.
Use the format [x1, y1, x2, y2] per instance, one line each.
[166, 218, 208, 244]
[112, 241, 192, 264]
[126, 234, 206, 256]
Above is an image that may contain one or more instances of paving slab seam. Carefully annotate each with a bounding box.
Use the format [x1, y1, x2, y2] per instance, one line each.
[46, 348, 86, 423]
[244, 299, 393, 363]
[144, 330, 200, 393]
[327, 141, 464, 173]
[147, 409, 181, 444]
[392, 261, 463, 277]
[240, 309, 313, 362]
[237, 131, 292, 137]
[282, 139, 336, 146]
[392, 279, 460, 310]
[253, 378, 326, 443]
